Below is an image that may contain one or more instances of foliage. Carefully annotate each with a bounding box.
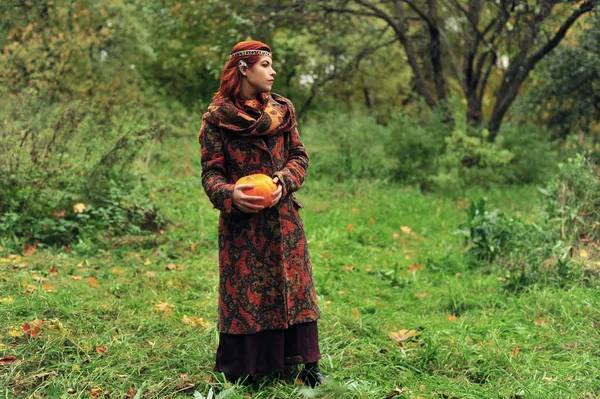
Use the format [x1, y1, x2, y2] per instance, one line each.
[430, 129, 514, 191]
[540, 155, 600, 246]
[304, 110, 395, 182]
[496, 122, 560, 185]
[512, 13, 600, 145]
[383, 104, 452, 190]
[0, 90, 167, 249]
[455, 197, 580, 291]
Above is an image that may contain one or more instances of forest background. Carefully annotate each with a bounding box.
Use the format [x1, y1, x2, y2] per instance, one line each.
[1, 0, 600, 398]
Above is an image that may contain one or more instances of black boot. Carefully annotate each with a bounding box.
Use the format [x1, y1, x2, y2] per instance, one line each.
[274, 364, 301, 383]
[300, 362, 325, 388]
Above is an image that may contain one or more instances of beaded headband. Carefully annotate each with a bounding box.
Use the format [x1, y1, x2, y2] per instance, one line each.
[230, 50, 272, 59]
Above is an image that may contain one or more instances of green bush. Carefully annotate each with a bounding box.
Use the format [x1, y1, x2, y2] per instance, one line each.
[0, 90, 168, 250]
[431, 128, 514, 191]
[540, 155, 600, 245]
[455, 197, 580, 291]
[303, 110, 395, 182]
[497, 122, 560, 185]
[383, 106, 452, 190]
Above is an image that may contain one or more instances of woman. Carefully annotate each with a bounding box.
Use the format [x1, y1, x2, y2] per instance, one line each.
[198, 40, 325, 388]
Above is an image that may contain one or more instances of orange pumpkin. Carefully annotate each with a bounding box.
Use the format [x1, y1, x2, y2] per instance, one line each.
[235, 173, 278, 208]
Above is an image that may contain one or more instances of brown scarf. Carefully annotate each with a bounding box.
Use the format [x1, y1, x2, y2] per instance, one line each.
[202, 92, 296, 137]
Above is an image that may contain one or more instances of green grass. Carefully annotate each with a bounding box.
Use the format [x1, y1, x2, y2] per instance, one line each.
[1, 134, 599, 399]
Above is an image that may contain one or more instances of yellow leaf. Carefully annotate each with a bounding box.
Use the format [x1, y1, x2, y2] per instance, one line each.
[580, 249, 588, 258]
[369, 218, 375, 224]
[154, 302, 174, 316]
[111, 267, 124, 275]
[87, 277, 99, 288]
[389, 329, 419, 342]
[511, 346, 520, 358]
[400, 226, 412, 234]
[145, 271, 157, 278]
[182, 315, 195, 326]
[407, 263, 422, 273]
[346, 224, 354, 231]
[73, 203, 86, 213]
[69, 275, 83, 280]
[446, 315, 457, 321]
[392, 232, 400, 239]
[9, 329, 23, 337]
[42, 282, 54, 292]
[0, 297, 14, 303]
[341, 265, 355, 271]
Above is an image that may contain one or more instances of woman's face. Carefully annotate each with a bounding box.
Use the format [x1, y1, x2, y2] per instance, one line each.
[244, 55, 276, 93]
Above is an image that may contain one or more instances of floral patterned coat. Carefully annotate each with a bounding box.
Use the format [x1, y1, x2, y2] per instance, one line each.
[199, 99, 320, 335]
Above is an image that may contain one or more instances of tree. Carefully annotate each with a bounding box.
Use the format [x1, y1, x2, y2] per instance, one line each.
[308, 0, 598, 140]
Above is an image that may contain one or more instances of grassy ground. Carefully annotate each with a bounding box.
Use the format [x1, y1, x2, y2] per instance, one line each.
[1, 134, 599, 399]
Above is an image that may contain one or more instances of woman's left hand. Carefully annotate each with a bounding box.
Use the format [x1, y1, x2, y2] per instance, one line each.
[270, 177, 283, 207]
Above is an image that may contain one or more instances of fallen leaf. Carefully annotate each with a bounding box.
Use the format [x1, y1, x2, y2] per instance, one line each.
[154, 302, 174, 316]
[400, 226, 412, 234]
[419, 384, 426, 391]
[337, 290, 346, 295]
[0, 355, 18, 364]
[446, 315, 457, 322]
[49, 265, 58, 275]
[176, 373, 195, 393]
[346, 224, 354, 231]
[322, 253, 332, 259]
[23, 319, 43, 337]
[369, 218, 375, 224]
[69, 275, 83, 280]
[73, 203, 86, 213]
[386, 388, 409, 398]
[90, 387, 102, 397]
[0, 296, 14, 303]
[455, 273, 462, 278]
[9, 329, 23, 337]
[145, 271, 157, 278]
[511, 346, 520, 358]
[351, 208, 359, 213]
[87, 277, 99, 288]
[580, 249, 588, 258]
[341, 265, 355, 271]
[414, 292, 429, 297]
[388, 329, 419, 342]
[23, 243, 37, 257]
[191, 241, 199, 253]
[392, 232, 400, 239]
[534, 317, 548, 327]
[165, 264, 177, 271]
[42, 282, 54, 292]
[111, 267, 124, 275]
[352, 308, 359, 318]
[407, 263, 423, 273]
[95, 345, 107, 355]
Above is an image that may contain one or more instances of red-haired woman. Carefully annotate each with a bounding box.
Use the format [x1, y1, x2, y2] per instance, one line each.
[198, 40, 325, 388]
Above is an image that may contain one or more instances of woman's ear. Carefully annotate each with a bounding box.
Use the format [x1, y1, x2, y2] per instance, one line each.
[238, 60, 248, 76]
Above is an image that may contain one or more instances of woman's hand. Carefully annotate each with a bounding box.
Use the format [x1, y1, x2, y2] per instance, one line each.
[232, 184, 265, 213]
[269, 177, 283, 207]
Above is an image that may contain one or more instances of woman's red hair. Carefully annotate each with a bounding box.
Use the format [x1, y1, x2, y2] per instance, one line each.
[214, 41, 272, 106]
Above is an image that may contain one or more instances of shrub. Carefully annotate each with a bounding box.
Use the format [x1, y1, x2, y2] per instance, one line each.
[0, 90, 168, 250]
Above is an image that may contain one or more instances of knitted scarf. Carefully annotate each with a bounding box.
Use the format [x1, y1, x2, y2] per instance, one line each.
[201, 92, 297, 137]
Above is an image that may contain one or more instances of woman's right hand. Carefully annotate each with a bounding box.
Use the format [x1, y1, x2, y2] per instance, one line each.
[232, 184, 265, 213]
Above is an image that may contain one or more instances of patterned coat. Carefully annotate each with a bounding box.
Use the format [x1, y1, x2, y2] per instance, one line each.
[199, 96, 320, 335]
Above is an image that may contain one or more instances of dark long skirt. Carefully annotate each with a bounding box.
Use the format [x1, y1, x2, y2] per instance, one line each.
[213, 321, 321, 379]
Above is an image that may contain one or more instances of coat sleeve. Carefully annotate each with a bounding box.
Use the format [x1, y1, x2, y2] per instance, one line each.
[273, 124, 309, 199]
[199, 120, 245, 216]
